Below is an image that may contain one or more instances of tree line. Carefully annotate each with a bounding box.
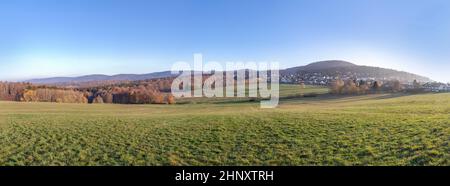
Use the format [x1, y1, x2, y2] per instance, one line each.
[0, 79, 176, 104]
[330, 79, 403, 95]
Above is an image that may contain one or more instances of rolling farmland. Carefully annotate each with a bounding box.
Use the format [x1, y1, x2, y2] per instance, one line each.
[0, 85, 448, 166]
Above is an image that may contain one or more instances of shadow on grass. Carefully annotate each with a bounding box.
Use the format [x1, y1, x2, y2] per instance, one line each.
[280, 92, 438, 104]
[176, 92, 442, 105]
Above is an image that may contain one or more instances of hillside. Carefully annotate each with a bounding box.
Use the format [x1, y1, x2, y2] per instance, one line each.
[27, 60, 432, 86]
[28, 71, 177, 85]
[283, 60, 357, 73]
[281, 60, 431, 85]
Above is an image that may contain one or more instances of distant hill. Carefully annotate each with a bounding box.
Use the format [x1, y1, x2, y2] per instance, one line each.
[27, 60, 432, 86]
[280, 60, 431, 84]
[28, 71, 177, 85]
[284, 60, 357, 73]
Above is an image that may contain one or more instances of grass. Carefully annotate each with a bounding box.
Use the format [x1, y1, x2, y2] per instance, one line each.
[0, 85, 449, 166]
[176, 84, 329, 104]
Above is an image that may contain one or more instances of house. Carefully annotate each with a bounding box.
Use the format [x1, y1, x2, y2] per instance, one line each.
[445, 84, 450, 91]
[423, 82, 450, 92]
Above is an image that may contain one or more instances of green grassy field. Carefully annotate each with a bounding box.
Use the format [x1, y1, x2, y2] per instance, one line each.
[176, 84, 329, 104]
[0, 85, 449, 166]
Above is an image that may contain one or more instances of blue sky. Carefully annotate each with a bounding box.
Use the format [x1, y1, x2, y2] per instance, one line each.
[0, 0, 449, 82]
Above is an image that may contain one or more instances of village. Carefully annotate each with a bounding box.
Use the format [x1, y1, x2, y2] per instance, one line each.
[280, 72, 450, 92]
[422, 82, 450, 92]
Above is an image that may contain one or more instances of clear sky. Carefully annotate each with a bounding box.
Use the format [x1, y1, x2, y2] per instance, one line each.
[0, 0, 449, 82]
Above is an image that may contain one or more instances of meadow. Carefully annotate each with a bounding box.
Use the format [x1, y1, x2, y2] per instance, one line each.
[0, 85, 448, 166]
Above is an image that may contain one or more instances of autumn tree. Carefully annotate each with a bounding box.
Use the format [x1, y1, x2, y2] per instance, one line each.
[330, 79, 345, 94]
[392, 80, 402, 92]
[413, 79, 422, 89]
[372, 81, 380, 93]
[343, 79, 358, 94]
[93, 96, 104, 104]
[167, 94, 176, 104]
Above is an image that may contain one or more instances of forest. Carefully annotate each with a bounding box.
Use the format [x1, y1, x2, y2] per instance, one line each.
[0, 77, 175, 104]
